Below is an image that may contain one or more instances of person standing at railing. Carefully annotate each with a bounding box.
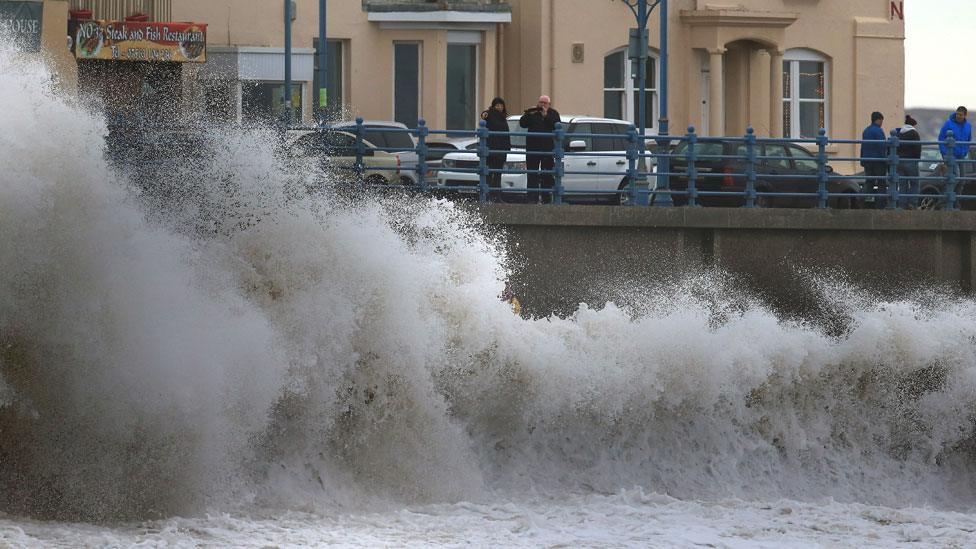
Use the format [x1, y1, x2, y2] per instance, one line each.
[938, 106, 973, 179]
[482, 97, 511, 198]
[896, 115, 922, 209]
[860, 111, 887, 206]
[520, 95, 561, 204]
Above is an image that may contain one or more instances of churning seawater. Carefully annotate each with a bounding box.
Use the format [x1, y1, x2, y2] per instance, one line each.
[2, 49, 976, 549]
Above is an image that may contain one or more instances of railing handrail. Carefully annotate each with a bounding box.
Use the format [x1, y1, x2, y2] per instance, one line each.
[109, 117, 976, 210]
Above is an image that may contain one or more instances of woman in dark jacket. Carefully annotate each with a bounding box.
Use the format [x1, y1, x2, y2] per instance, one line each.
[482, 97, 511, 191]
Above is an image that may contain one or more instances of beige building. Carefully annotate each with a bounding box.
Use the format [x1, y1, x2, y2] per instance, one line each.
[28, 0, 906, 155]
[172, 0, 904, 144]
[506, 0, 904, 142]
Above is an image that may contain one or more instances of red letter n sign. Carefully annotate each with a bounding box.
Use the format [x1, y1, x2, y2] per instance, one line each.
[890, 1, 904, 20]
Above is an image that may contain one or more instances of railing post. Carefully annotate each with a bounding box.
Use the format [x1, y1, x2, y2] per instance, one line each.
[686, 126, 698, 207]
[745, 127, 757, 208]
[553, 122, 565, 205]
[886, 129, 900, 210]
[655, 133, 674, 207]
[416, 118, 428, 193]
[626, 124, 639, 205]
[354, 116, 365, 179]
[477, 119, 489, 203]
[946, 130, 958, 210]
[816, 128, 828, 209]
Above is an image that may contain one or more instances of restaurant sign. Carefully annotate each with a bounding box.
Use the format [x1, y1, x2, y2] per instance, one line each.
[0, 1, 43, 53]
[74, 20, 207, 63]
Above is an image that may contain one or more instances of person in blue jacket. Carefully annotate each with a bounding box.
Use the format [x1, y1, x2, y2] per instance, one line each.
[938, 106, 973, 177]
[860, 111, 887, 203]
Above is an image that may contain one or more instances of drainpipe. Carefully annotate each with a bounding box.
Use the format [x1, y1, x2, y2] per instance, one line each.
[317, 0, 327, 122]
[283, 0, 293, 126]
[549, 0, 555, 98]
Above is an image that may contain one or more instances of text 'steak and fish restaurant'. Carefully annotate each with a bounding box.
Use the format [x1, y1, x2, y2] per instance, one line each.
[68, 9, 207, 121]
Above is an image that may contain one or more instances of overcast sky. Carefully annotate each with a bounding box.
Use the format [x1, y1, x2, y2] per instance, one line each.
[905, 0, 974, 108]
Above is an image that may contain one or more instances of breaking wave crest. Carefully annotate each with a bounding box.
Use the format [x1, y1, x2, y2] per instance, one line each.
[2, 49, 976, 522]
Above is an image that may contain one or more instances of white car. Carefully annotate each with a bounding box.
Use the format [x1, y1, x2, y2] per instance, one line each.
[423, 137, 479, 183]
[435, 115, 651, 203]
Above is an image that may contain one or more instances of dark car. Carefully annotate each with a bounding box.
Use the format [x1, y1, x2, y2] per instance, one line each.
[662, 139, 858, 208]
[910, 149, 976, 210]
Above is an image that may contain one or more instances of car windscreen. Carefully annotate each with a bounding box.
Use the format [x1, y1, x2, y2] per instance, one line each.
[334, 126, 415, 151]
[425, 143, 457, 161]
[673, 141, 725, 161]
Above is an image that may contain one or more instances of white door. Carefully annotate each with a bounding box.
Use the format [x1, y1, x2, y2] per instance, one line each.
[594, 123, 628, 191]
[562, 122, 602, 197]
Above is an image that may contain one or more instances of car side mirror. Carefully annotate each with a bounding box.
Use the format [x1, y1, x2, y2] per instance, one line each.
[825, 165, 834, 173]
[569, 139, 587, 152]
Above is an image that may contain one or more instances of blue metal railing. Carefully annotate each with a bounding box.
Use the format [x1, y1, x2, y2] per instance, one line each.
[248, 117, 976, 210]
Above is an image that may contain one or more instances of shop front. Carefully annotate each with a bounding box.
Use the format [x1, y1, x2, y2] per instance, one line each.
[70, 16, 206, 124]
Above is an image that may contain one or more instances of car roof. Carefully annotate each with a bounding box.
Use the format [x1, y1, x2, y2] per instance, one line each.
[505, 114, 634, 126]
[328, 120, 409, 129]
[427, 137, 478, 146]
[283, 128, 378, 147]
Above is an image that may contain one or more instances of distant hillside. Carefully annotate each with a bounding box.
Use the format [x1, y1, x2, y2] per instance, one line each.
[905, 107, 957, 140]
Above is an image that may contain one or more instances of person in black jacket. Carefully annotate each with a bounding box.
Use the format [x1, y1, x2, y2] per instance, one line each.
[519, 95, 561, 204]
[481, 97, 511, 197]
[896, 114, 922, 209]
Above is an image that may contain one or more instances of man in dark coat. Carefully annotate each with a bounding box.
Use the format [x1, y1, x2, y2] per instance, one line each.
[519, 95, 561, 204]
[860, 111, 887, 206]
[896, 114, 922, 208]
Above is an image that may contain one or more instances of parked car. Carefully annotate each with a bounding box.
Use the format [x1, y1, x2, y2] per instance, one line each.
[854, 148, 976, 210]
[663, 138, 859, 208]
[285, 129, 400, 185]
[900, 148, 976, 210]
[435, 115, 651, 204]
[327, 120, 417, 186]
[423, 137, 478, 183]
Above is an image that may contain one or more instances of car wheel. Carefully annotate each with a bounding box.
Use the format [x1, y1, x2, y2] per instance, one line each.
[755, 188, 771, 208]
[918, 191, 943, 211]
[616, 179, 634, 205]
[399, 176, 414, 187]
[364, 174, 387, 186]
[834, 191, 855, 209]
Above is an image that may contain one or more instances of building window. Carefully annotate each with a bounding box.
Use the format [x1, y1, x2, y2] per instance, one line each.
[446, 43, 477, 130]
[394, 42, 421, 127]
[783, 49, 829, 138]
[603, 49, 658, 133]
[241, 82, 302, 125]
[313, 38, 344, 121]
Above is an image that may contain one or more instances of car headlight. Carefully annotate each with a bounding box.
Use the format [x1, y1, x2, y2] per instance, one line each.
[505, 161, 526, 171]
[442, 158, 455, 169]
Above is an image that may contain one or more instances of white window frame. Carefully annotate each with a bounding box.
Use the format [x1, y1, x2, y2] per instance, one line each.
[603, 47, 660, 134]
[782, 48, 830, 139]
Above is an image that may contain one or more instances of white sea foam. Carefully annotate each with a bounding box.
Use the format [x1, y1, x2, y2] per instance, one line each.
[1, 42, 976, 546]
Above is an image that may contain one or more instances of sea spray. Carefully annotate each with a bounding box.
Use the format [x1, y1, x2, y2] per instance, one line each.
[2, 45, 976, 525]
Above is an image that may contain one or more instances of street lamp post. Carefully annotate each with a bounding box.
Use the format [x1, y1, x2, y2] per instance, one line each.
[317, 0, 328, 122]
[621, 0, 671, 206]
[283, 0, 293, 127]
